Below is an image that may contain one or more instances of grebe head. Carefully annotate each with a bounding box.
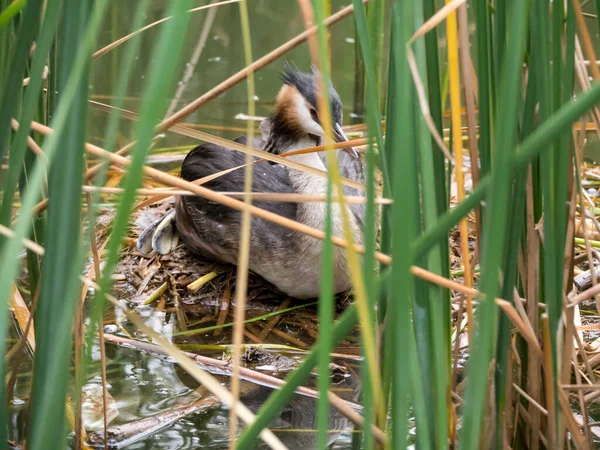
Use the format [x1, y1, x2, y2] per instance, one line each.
[268, 65, 357, 157]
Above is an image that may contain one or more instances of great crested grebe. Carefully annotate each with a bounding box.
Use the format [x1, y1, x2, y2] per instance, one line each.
[138, 66, 366, 299]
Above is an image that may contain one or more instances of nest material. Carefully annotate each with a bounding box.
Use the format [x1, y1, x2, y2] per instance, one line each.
[111, 201, 357, 352]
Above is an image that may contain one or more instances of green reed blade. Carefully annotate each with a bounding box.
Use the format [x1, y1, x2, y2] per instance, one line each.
[315, 2, 380, 447]
[13, 1, 110, 448]
[0, 0, 62, 228]
[351, 34, 366, 126]
[81, 0, 192, 437]
[413, 1, 451, 446]
[386, 2, 418, 447]
[0, 0, 25, 29]
[422, 0, 446, 216]
[379, 15, 396, 411]
[473, 0, 494, 176]
[27, 1, 94, 448]
[493, 167, 528, 448]
[173, 301, 318, 337]
[80, 1, 152, 384]
[0, 0, 12, 99]
[311, 1, 345, 448]
[494, 0, 506, 74]
[97, 0, 151, 166]
[366, 0, 385, 106]
[0, 0, 42, 188]
[0, 0, 109, 327]
[460, 0, 531, 446]
[19, 138, 45, 295]
[351, 0, 390, 191]
[0, 2, 108, 447]
[349, 1, 382, 447]
[81, 3, 152, 357]
[93, 0, 193, 317]
[316, 120, 335, 450]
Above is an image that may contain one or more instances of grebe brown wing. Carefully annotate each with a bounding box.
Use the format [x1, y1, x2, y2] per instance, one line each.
[174, 135, 297, 265]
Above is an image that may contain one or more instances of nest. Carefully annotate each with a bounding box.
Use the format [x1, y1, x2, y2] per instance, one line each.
[110, 201, 357, 352]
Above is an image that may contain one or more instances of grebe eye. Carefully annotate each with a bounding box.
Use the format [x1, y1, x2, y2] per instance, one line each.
[309, 108, 318, 119]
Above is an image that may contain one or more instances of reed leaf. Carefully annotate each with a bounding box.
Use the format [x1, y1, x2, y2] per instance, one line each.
[460, 0, 531, 445]
[22, 2, 109, 449]
[351, 0, 390, 190]
[473, 0, 494, 177]
[348, 0, 383, 446]
[0, 0, 43, 189]
[93, 0, 193, 317]
[0, 0, 62, 228]
[387, 2, 417, 447]
[0, 0, 25, 29]
[310, 2, 337, 449]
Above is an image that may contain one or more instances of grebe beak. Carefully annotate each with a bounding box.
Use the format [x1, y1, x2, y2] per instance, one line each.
[333, 122, 358, 158]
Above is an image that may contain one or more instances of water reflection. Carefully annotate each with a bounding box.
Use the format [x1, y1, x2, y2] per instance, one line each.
[248, 379, 361, 450]
[175, 362, 362, 450]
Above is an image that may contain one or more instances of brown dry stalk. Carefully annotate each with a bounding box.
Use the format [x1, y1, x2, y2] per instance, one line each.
[259, 297, 291, 340]
[152, 1, 366, 136]
[570, 335, 594, 443]
[574, 39, 600, 137]
[27, 118, 391, 264]
[268, 327, 308, 349]
[512, 382, 548, 416]
[130, 163, 254, 212]
[572, 0, 600, 80]
[88, 100, 369, 192]
[13, 122, 550, 328]
[85, 193, 109, 449]
[406, 0, 466, 163]
[18, 120, 548, 354]
[1, 205, 544, 376]
[569, 281, 600, 306]
[557, 388, 587, 449]
[91, 0, 241, 60]
[164, 0, 219, 118]
[525, 167, 542, 450]
[542, 315, 557, 449]
[31, 4, 365, 218]
[495, 299, 543, 357]
[229, 0, 256, 444]
[82, 186, 393, 205]
[457, 3, 481, 262]
[410, 0, 467, 41]
[0, 223, 44, 255]
[214, 281, 231, 336]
